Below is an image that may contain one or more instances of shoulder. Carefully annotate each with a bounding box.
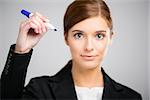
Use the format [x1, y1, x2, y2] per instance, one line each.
[102, 68, 142, 99]
[26, 61, 72, 87]
[24, 76, 54, 98]
[26, 76, 54, 86]
[112, 80, 142, 98]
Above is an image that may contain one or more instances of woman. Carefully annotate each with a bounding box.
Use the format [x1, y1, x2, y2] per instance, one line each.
[1, 0, 142, 99]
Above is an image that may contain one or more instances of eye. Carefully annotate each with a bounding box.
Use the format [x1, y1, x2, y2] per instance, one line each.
[96, 33, 105, 40]
[73, 33, 83, 39]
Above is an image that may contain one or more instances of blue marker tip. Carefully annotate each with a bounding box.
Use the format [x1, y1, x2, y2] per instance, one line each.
[21, 9, 31, 18]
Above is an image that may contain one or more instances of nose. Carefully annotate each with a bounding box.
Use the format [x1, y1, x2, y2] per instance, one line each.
[84, 38, 94, 52]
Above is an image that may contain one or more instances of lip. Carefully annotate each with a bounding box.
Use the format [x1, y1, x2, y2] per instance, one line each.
[81, 54, 97, 61]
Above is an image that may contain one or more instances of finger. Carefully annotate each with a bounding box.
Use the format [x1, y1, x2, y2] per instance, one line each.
[28, 22, 39, 33]
[30, 15, 47, 33]
[20, 20, 32, 34]
[34, 16, 47, 33]
[33, 12, 49, 33]
[29, 16, 41, 33]
[34, 12, 50, 23]
[21, 20, 39, 34]
[29, 17, 42, 33]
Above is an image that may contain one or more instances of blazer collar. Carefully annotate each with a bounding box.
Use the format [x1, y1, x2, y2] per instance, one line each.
[49, 60, 78, 100]
[49, 60, 123, 100]
[101, 68, 123, 99]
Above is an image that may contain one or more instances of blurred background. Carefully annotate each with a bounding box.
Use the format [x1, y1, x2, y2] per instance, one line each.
[0, 0, 149, 99]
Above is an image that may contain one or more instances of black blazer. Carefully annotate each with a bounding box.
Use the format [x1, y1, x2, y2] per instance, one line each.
[1, 45, 142, 100]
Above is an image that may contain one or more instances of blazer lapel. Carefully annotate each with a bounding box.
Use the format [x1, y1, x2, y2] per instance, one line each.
[49, 60, 78, 100]
[49, 60, 123, 100]
[101, 68, 123, 99]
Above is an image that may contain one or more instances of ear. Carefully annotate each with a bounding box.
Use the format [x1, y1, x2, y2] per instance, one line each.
[109, 31, 115, 45]
[64, 33, 69, 46]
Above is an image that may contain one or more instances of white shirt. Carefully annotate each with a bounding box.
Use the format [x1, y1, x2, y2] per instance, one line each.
[75, 86, 104, 100]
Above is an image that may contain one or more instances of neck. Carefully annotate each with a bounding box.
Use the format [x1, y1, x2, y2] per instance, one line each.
[71, 62, 104, 88]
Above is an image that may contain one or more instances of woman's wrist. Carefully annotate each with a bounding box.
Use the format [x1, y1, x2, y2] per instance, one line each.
[14, 46, 31, 54]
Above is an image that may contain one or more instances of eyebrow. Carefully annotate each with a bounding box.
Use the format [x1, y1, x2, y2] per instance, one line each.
[72, 30, 84, 33]
[72, 30, 107, 33]
[96, 30, 107, 33]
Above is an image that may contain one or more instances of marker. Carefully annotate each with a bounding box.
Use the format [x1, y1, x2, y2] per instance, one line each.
[21, 9, 57, 31]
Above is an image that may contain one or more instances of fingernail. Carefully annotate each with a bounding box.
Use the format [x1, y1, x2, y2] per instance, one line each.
[35, 29, 38, 33]
[45, 19, 50, 23]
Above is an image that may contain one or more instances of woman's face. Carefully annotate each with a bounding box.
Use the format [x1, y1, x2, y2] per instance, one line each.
[66, 16, 113, 70]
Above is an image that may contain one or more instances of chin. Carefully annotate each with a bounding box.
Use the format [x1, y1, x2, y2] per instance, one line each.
[76, 59, 100, 70]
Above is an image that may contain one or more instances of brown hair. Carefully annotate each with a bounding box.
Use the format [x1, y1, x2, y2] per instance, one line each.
[64, 0, 113, 39]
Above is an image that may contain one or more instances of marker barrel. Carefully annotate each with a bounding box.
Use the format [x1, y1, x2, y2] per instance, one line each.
[21, 9, 57, 31]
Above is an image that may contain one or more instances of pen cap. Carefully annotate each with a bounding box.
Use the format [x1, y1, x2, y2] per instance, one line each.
[21, 9, 31, 18]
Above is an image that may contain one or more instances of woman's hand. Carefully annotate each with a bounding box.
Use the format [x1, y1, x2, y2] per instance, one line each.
[15, 12, 49, 54]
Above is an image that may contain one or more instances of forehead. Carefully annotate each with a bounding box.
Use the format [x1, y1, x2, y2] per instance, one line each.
[69, 16, 108, 33]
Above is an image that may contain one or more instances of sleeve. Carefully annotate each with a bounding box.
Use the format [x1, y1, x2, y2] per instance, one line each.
[1, 44, 33, 99]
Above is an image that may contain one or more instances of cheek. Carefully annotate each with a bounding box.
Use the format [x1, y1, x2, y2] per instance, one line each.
[68, 40, 82, 56]
[95, 39, 109, 54]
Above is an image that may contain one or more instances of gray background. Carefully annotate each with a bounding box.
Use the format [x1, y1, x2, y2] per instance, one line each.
[0, 0, 149, 99]
[148, 0, 150, 98]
